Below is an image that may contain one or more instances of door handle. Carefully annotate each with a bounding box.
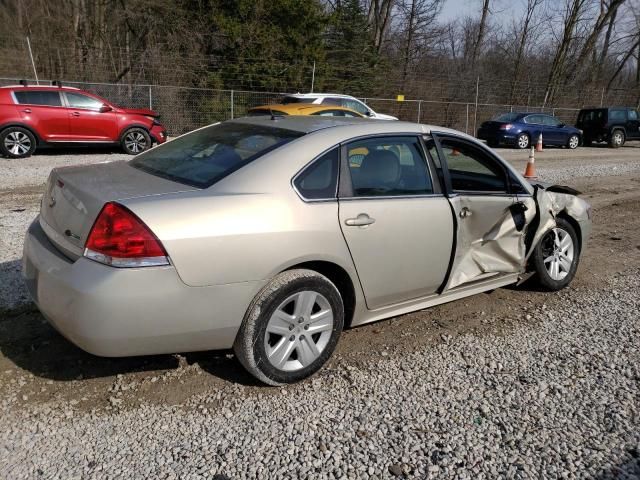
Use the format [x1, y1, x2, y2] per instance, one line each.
[459, 207, 472, 218]
[345, 213, 375, 227]
[70, 111, 80, 117]
[21, 108, 31, 113]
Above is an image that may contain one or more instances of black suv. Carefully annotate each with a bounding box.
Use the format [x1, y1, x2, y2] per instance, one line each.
[576, 107, 640, 148]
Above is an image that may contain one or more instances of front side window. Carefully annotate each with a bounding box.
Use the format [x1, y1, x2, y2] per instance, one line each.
[130, 123, 303, 188]
[65, 92, 104, 110]
[342, 99, 369, 115]
[542, 115, 561, 126]
[346, 137, 433, 197]
[439, 139, 507, 193]
[13, 90, 62, 106]
[628, 110, 638, 121]
[609, 109, 627, 122]
[294, 148, 339, 200]
[525, 115, 543, 124]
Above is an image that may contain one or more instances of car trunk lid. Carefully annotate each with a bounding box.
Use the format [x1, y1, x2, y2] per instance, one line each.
[39, 160, 197, 260]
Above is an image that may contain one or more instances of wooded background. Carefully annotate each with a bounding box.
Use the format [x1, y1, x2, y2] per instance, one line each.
[0, 0, 638, 129]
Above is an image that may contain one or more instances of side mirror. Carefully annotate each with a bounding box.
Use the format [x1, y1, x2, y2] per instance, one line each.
[557, 123, 565, 128]
[99, 104, 112, 113]
[364, 111, 373, 117]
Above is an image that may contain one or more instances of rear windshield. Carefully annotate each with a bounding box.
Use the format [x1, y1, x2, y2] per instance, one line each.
[130, 123, 303, 188]
[281, 96, 316, 104]
[493, 112, 520, 122]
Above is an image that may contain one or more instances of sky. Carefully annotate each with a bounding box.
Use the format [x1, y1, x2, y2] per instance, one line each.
[439, 0, 527, 24]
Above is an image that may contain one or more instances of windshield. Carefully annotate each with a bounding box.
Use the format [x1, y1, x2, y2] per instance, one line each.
[130, 122, 303, 188]
[493, 112, 521, 122]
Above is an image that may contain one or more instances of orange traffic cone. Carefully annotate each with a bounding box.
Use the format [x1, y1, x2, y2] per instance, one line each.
[536, 133, 543, 152]
[524, 147, 537, 179]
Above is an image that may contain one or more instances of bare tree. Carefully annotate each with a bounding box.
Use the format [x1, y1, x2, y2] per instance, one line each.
[366, 0, 395, 54]
[508, 0, 544, 104]
[470, 0, 491, 66]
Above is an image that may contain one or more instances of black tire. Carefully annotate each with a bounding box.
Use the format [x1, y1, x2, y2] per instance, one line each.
[0, 127, 37, 158]
[516, 133, 530, 150]
[567, 134, 580, 150]
[583, 137, 592, 147]
[121, 127, 151, 155]
[609, 129, 625, 148]
[234, 269, 344, 386]
[531, 217, 580, 291]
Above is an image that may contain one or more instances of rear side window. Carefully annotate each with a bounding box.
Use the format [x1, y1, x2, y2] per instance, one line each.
[13, 91, 62, 106]
[346, 137, 433, 197]
[525, 115, 543, 124]
[130, 123, 303, 188]
[294, 148, 339, 200]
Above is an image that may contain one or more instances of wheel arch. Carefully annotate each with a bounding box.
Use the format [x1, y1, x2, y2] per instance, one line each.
[556, 211, 582, 254]
[118, 123, 151, 141]
[0, 123, 42, 145]
[283, 260, 357, 328]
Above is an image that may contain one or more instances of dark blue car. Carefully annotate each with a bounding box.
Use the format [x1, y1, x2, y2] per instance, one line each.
[477, 112, 582, 149]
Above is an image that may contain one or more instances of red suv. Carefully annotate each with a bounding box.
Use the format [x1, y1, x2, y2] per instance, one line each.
[0, 83, 167, 158]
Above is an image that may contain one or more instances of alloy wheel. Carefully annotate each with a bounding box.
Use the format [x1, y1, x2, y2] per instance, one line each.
[124, 131, 148, 153]
[568, 135, 579, 149]
[264, 290, 334, 372]
[517, 135, 529, 149]
[4, 131, 32, 156]
[612, 131, 624, 147]
[542, 227, 574, 281]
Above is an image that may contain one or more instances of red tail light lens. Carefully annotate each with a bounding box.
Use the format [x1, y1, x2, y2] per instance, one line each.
[500, 123, 513, 130]
[84, 202, 169, 267]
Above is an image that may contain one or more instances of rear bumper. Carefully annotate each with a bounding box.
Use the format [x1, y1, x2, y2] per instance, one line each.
[477, 129, 517, 145]
[22, 218, 265, 357]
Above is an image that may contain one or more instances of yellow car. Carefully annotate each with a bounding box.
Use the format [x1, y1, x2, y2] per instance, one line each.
[247, 103, 364, 118]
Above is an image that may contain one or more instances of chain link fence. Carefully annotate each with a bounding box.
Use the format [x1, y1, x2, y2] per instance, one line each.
[0, 77, 589, 136]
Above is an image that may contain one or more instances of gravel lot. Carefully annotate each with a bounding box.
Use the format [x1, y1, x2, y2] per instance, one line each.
[1, 270, 638, 479]
[0, 145, 639, 478]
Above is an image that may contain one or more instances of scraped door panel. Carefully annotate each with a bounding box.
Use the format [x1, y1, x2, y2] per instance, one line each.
[445, 195, 535, 289]
[339, 197, 453, 309]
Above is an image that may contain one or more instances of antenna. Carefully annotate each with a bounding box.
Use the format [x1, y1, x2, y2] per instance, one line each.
[26, 37, 39, 85]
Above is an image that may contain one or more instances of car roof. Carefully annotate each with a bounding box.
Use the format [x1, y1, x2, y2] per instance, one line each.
[0, 85, 81, 91]
[284, 93, 357, 100]
[248, 103, 363, 116]
[229, 115, 465, 137]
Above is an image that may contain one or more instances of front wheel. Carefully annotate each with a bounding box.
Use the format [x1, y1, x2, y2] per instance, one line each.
[530, 217, 579, 291]
[234, 269, 344, 385]
[121, 128, 151, 155]
[567, 134, 580, 149]
[0, 127, 37, 158]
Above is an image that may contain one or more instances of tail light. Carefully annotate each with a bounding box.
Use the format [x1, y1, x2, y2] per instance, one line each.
[84, 202, 169, 267]
[499, 124, 513, 130]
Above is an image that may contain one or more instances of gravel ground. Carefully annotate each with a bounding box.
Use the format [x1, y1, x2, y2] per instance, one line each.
[1, 270, 638, 479]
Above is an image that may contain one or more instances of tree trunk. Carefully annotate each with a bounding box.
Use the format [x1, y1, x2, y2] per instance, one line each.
[470, 0, 490, 66]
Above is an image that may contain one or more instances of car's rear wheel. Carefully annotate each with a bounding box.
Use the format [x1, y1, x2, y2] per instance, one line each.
[516, 133, 530, 149]
[609, 130, 625, 148]
[234, 269, 344, 385]
[0, 127, 37, 158]
[567, 134, 580, 149]
[531, 218, 579, 291]
[121, 128, 151, 155]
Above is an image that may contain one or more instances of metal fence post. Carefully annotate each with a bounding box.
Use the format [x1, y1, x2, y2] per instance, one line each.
[465, 104, 469, 134]
[230, 90, 234, 119]
[148, 85, 152, 109]
[417, 100, 421, 123]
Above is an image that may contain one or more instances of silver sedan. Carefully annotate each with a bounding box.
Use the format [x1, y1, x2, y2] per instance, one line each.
[22, 116, 592, 385]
